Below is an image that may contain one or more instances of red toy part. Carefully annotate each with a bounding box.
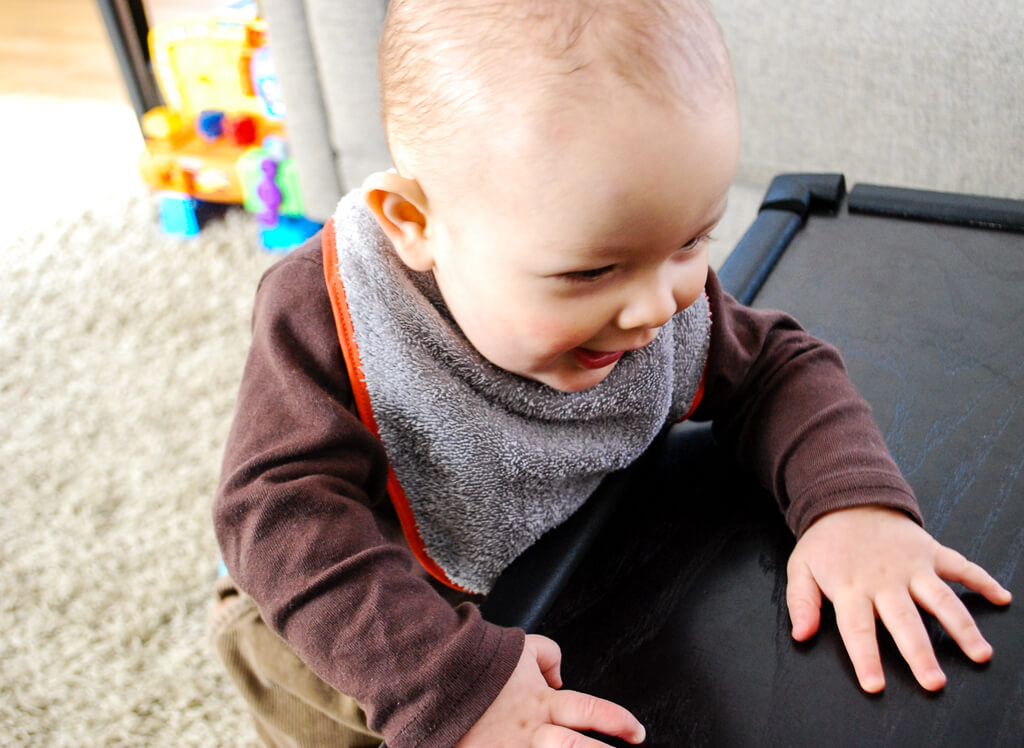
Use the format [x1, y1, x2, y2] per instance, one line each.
[225, 114, 258, 146]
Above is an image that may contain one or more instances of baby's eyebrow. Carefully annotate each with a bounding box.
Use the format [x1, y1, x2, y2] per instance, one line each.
[695, 203, 729, 236]
[573, 244, 637, 261]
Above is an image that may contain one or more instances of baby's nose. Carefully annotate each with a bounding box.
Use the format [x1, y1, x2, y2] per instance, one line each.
[616, 281, 677, 331]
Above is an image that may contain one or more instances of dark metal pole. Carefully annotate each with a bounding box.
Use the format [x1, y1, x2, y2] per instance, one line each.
[95, 0, 163, 121]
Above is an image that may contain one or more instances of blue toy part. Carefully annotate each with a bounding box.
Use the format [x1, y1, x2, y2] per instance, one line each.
[260, 215, 322, 252]
[158, 192, 201, 236]
[195, 109, 226, 141]
[157, 192, 229, 237]
[261, 134, 288, 162]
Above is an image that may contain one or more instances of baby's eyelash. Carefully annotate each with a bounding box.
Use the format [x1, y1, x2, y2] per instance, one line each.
[682, 233, 715, 251]
[560, 235, 714, 284]
[561, 265, 616, 284]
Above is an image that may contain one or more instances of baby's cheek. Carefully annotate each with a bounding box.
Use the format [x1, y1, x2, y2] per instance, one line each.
[518, 313, 589, 356]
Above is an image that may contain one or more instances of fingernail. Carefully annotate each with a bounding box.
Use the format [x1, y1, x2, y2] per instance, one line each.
[634, 725, 646, 744]
[926, 669, 946, 690]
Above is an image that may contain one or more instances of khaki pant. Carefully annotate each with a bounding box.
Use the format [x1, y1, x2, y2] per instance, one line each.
[209, 576, 385, 748]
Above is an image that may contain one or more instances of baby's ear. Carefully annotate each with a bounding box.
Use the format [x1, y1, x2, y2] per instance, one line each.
[363, 171, 434, 272]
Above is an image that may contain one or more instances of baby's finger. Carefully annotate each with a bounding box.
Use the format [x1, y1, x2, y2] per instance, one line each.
[527, 634, 564, 689]
[874, 589, 946, 691]
[834, 596, 885, 693]
[934, 547, 1012, 605]
[911, 575, 993, 663]
[785, 559, 822, 641]
[532, 723, 627, 748]
[548, 690, 646, 745]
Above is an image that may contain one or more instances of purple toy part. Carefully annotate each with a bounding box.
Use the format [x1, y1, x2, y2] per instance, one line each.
[257, 157, 283, 226]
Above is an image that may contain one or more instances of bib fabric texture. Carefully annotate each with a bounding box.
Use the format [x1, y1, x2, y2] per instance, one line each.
[325, 191, 712, 594]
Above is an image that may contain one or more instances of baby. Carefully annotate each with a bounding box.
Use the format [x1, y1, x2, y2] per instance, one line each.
[211, 1, 1012, 746]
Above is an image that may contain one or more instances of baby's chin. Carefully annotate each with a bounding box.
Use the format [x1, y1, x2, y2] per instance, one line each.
[525, 363, 616, 393]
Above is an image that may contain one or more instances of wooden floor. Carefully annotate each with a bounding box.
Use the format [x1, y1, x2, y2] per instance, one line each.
[0, 0, 228, 100]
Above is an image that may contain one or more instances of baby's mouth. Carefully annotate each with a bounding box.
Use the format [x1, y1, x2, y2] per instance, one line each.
[573, 348, 625, 369]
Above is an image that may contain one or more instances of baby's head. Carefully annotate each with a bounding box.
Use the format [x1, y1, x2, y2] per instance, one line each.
[364, 0, 740, 392]
[378, 0, 733, 178]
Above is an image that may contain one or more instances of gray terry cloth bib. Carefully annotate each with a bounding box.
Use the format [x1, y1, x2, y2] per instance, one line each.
[330, 191, 711, 594]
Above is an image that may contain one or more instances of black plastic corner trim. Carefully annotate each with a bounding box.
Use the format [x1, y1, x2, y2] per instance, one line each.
[760, 173, 847, 221]
[849, 184, 1024, 233]
[717, 209, 803, 305]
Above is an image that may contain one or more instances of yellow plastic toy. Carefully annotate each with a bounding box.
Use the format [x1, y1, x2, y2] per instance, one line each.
[138, 6, 285, 206]
[149, 12, 269, 120]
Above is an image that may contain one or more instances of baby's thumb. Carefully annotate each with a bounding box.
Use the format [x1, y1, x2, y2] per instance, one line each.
[785, 560, 822, 641]
[526, 634, 563, 689]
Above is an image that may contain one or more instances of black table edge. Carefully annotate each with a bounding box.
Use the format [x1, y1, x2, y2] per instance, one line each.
[480, 429, 672, 630]
[848, 183, 1024, 233]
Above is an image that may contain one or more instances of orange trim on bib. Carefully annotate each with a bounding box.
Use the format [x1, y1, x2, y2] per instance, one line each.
[679, 365, 707, 422]
[677, 290, 712, 422]
[321, 220, 467, 592]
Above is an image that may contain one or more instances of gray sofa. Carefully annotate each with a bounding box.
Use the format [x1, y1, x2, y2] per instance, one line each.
[261, 0, 391, 223]
[263, 0, 1022, 257]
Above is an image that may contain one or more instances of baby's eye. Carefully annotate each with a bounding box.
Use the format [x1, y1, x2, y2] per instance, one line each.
[561, 265, 616, 283]
[680, 233, 714, 252]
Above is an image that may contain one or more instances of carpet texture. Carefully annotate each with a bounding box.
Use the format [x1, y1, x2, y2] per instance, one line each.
[1, 191, 274, 746]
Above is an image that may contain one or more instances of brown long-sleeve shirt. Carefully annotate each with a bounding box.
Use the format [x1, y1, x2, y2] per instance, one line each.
[213, 233, 920, 747]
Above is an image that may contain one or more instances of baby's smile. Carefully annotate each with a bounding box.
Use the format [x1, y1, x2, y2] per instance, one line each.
[573, 328, 661, 371]
[573, 348, 624, 369]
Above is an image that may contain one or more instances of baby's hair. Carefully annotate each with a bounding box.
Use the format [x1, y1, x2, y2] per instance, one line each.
[378, 0, 733, 171]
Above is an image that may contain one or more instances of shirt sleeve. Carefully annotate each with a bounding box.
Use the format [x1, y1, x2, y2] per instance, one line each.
[691, 269, 922, 536]
[212, 235, 524, 748]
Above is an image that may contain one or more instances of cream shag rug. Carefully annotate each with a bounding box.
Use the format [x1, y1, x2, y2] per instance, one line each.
[1, 189, 274, 746]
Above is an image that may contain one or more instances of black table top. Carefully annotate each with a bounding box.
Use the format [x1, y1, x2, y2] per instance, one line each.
[484, 177, 1024, 747]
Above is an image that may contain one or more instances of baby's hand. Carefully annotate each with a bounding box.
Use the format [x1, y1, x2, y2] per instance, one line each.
[785, 506, 1012, 693]
[456, 633, 646, 747]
